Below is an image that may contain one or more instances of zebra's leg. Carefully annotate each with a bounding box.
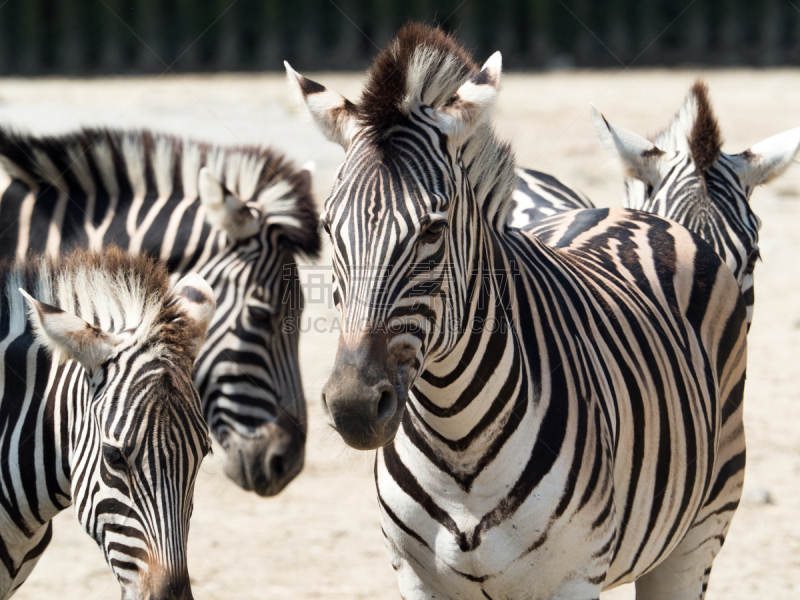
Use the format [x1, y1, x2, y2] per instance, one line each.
[632, 534, 717, 600]
[635, 372, 746, 600]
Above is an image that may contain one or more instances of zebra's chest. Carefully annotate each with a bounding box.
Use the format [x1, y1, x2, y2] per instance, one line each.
[376, 437, 588, 596]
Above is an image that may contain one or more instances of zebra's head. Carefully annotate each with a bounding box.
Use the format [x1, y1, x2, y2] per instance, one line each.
[591, 81, 800, 320]
[21, 256, 214, 600]
[194, 159, 320, 496]
[286, 24, 515, 450]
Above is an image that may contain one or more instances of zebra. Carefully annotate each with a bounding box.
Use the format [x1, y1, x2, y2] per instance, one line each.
[510, 81, 800, 330]
[0, 246, 214, 599]
[287, 23, 748, 599]
[0, 129, 321, 496]
[510, 167, 593, 225]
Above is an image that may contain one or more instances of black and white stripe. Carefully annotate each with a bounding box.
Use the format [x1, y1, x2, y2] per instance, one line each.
[509, 167, 593, 225]
[510, 81, 800, 331]
[0, 248, 212, 599]
[290, 24, 748, 599]
[0, 130, 321, 495]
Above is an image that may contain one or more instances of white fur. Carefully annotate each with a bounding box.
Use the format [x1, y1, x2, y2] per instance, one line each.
[652, 93, 698, 153]
[152, 136, 175, 198]
[19, 288, 122, 372]
[591, 104, 664, 185]
[171, 273, 216, 352]
[285, 61, 358, 149]
[435, 52, 502, 146]
[90, 138, 120, 200]
[121, 134, 147, 198]
[181, 140, 202, 198]
[729, 126, 800, 189]
[197, 168, 259, 241]
[404, 49, 465, 110]
[12, 257, 214, 371]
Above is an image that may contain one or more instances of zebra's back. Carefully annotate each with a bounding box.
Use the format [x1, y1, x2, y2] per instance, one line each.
[510, 167, 595, 227]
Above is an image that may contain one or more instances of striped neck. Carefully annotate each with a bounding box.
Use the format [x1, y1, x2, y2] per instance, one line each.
[408, 222, 524, 459]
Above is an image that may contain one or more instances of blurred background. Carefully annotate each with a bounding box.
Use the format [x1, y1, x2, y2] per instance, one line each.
[0, 0, 799, 74]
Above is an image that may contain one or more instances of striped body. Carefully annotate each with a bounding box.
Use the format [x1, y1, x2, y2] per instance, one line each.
[0, 249, 212, 599]
[0, 129, 320, 495]
[510, 164, 761, 327]
[291, 25, 748, 599]
[379, 211, 747, 597]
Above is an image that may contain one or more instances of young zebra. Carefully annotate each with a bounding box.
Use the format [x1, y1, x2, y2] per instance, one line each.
[0, 130, 320, 496]
[510, 81, 800, 330]
[288, 24, 748, 599]
[0, 247, 213, 599]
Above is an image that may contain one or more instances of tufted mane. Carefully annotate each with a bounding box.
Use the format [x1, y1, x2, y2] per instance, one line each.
[0, 128, 320, 257]
[357, 23, 517, 229]
[687, 81, 723, 172]
[1, 247, 203, 375]
[653, 79, 722, 172]
[359, 23, 478, 139]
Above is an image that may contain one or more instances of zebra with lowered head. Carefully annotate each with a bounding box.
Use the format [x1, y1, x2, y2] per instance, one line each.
[511, 80, 800, 331]
[0, 247, 214, 599]
[288, 23, 748, 599]
[0, 129, 320, 495]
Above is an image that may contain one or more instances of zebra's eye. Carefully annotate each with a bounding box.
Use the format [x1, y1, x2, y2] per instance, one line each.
[420, 220, 446, 242]
[319, 220, 331, 236]
[248, 306, 274, 328]
[103, 444, 127, 469]
[746, 248, 761, 272]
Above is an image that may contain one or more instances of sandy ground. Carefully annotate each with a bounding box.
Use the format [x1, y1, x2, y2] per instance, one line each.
[1, 69, 798, 599]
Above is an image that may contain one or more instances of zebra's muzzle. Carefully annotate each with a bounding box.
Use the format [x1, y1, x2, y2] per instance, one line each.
[220, 418, 305, 496]
[140, 565, 193, 600]
[321, 335, 405, 450]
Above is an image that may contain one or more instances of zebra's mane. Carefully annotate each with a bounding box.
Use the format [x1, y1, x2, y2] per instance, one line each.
[0, 128, 321, 257]
[358, 23, 517, 229]
[2, 247, 202, 375]
[652, 80, 723, 172]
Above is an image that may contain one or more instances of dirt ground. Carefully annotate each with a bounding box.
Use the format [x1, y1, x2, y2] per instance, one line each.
[2, 69, 798, 599]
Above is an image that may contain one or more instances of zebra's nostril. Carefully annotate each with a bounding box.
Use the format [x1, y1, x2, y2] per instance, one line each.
[376, 387, 397, 422]
[270, 454, 285, 479]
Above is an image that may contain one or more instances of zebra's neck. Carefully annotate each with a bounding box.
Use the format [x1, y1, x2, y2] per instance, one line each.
[407, 225, 527, 472]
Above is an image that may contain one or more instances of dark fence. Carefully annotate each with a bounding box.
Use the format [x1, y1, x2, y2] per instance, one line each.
[0, 0, 797, 75]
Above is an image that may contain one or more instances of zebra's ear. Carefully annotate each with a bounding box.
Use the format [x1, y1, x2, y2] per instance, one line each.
[198, 167, 260, 241]
[171, 274, 216, 359]
[591, 104, 665, 186]
[436, 52, 502, 146]
[728, 126, 800, 190]
[285, 62, 359, 149]
[19, 289, 122, 372]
